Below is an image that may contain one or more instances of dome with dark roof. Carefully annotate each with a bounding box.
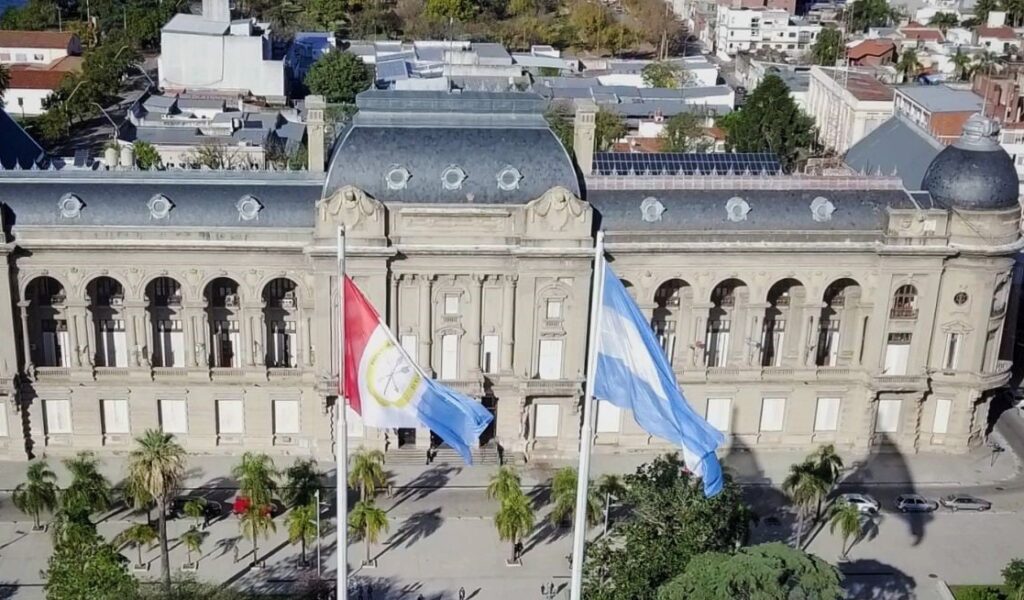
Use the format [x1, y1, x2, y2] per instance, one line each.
[921, 114, 1020, 210]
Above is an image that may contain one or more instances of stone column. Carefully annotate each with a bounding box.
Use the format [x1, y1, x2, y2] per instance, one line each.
[252, 308, 266, 367]
[83, 306, 97, 367]
[852, 313, 866, 367]
[501, 274, 517, 374]
[65, 305, 82, 367]
[692, 315, 706, 366]
[747, 313, 761, 366]
[17, 301, 32, 373]
[468, 275, 484, 375]
[238, 303, 253, 367]
[296, 304, 307, 367]
[181, 302, 200, 368]
[390, 275, 400, 330]
[805, 314, 818, 367]
[123, 302, 143, 367]
[418, 275, 434, 374]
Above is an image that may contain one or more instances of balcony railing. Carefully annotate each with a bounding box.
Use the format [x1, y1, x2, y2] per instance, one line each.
[889, 307, 919, 319]
[35, 366, 70, 378]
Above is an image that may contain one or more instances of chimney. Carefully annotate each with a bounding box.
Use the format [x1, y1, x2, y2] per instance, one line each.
[202, 0, 230, 22]
[306, 95, 326, 174]
[573, 100, 597, 177]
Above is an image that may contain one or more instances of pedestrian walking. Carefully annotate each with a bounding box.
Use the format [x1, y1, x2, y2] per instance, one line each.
[459, 587, 466, 600]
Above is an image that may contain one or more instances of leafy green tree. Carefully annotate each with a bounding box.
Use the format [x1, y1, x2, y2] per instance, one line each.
[133, 141, 161, 170]
[847, 0, 895, 32]
[957, 587, 1005, 600]
[115, 522, 158, 568]
[13, 461, 59, 530]
[721, 75, 815, 170]
[304, 51, 373, 104]
[62, 451, 113, 518]
[494, 487, 534, 563]
[581, 454, 753, 599]
[349, 499, 389, 566]
[974, 0, 1000, 23]
[183, 499, 206, 530]
[509, 0, 537, 17]
[548, 467, 601, 527]
[953, 49, 974, 81]
[595, 108, 626, 151]
[897, 47, 921, 82]
[810, 443, 844, 516]
[180, 528, 207, 567]
[424, 0, 474, 21]
[126, 430, 186, 591]
[1, 0, 57, 30]
[828, 500, 863, 559]
[661, 112, 711, 152]
[307, 0, 348, 29]
[132, 578, 252, 600]
[46, 526, 139, 600]
[231, 452, 279, 509]
[642, 61, 686, 88]
[1003, 558, 1024, 600]
[545, 103, 575, 153]
[811, 27, 843, 65]
[239, 502, 276, 567]
[782, 460, 827, 549]
[265, 0, 302, 32]
[655, 543, 843, 600]
[283, 458, 323, 508]
[349, 447, 387, 502]
[595, 473, 627, 535]
[487, 465, 523, 503]
[286, 502, 319, 566]
[569, 0, 614, 52]
[929, 11, 959, 32]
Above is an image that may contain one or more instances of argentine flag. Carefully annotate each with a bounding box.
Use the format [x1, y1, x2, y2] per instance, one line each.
[593, 263, 725, 497]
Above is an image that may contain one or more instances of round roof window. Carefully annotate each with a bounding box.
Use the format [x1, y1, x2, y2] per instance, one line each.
[386, 165, 410, 190]
[147, 194, 174, 220]
[497, 166, 522, 191]
[441, 165, 467, 191]
[58, 193, 84, 219]
[236, 195, 263, 221]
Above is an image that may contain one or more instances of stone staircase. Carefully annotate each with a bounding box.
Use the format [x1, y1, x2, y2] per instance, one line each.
[384, 442, 501, 466]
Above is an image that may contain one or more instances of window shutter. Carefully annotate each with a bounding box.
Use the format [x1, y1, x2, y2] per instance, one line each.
[535, 404, 560, 437]
[875, 399, 901, 433]
[273, 400, 300, 435]
[759, 397, 786, 432]
[347, 406, 364, 438]
[159, 399, 189, 434]
[814, 397, 840, 431]
[705, 397, 732, 433]
[401, 335, 418, 364]
[441, 334, 458, 380]
[482, 335, 500, 373]
[538, 339, 563, 380]
[596, 400, 622, 433]
[0, 406, 8, 437]
[217, 400, 244, 434]
[933, 398, 952, 435]
[45, 400, 72, 434]
[102, 400, 130, 434]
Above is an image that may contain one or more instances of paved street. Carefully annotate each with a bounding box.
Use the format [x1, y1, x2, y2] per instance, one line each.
[0, 410, 1021, 599]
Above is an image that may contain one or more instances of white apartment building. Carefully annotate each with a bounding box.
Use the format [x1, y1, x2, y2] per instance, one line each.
[0, 31, 80, 66]
[715, 6, 822, 57]
[808, 67, 895, 154]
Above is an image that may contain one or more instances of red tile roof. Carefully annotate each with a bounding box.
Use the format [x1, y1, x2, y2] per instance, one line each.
[0, 30, 76, 50]
[847, 39, 896, 59]
[976, 25, 1017, 39]
[899, 24, 945, 42]
[8, 67, 73, 90]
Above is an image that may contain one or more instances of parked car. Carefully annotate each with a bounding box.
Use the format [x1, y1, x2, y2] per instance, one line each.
[939, 494, 992, 512]
[837, 493, 880, 514]
[168, 496, 223, 521]
[895, 494, 938, 513]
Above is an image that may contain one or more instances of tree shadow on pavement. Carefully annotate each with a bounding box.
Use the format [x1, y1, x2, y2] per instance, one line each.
[839, 558, 917, 600]
[840, 433, 933, 546]
[0, 582, 17, 600]
[725, 438, 797, 547]
[388, 466, 462, 512]
[381, 507, 443, 552]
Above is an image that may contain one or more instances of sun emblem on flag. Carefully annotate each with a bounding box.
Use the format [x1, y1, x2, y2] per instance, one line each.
[365, 339, 421, 408]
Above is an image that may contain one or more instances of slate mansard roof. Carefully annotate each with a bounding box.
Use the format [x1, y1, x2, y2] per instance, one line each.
[324, 90, 581, 204]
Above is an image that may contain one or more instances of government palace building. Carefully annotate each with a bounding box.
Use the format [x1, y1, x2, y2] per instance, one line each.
[0, 90, 1020, 463]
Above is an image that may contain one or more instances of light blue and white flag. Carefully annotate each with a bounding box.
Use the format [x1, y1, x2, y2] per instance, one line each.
[592, 263, 725, 497]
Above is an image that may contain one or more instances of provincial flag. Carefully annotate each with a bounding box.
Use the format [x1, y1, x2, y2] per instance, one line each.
[341, 277, 493, 463]
[593, 263, 725, 497]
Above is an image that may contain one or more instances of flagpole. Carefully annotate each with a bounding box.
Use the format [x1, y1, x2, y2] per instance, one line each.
[336, 225, 348, 600]
[569, 230, 606, 600]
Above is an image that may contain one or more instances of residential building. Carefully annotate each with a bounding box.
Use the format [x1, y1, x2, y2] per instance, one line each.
[845, 114, 943, 189]
[734, 58, 811, 109]
[894, 85, 985, 143]
[0, 31, 80, 66]
[897, 22, 946, 48]
[975, 25, 1019, 53]
[158, 0, 286, 99]
[808, 66, 895, 153]
[847, 39, 897, 66]
[0, 91, 1017, 465]
[5, 55, 82, 117]
[715, 7, 822, 57]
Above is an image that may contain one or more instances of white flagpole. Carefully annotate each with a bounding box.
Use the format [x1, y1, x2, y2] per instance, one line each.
[336, 225, 348, 600]
[569, 230, 607, 600]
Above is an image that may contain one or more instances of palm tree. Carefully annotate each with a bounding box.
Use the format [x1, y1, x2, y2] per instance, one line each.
[283, 458, 323, 508]
[812, 444, 844, 489]
[348, 448, 387, 502]
[829, 500, 863, 560]
[487, 465, 522, 504]
[495, 490, 535, 564]
[929, 12, 959, 33]
[953, 49, 974, 81]
[782, 460, 828, 549]
[12, 461, 59, 531]
[548, 467, 601, 527]
[61, 451, 113, 517]
[239, 502, 277, 567]
[975, 0, 1000, 22]
[180, 528, 207, 568]
[126, 429, 186, 591]
[184, 498, 206, 530]
[115, 522, 158, 568]
[286, 502, 319, 566]
[348, 500, 389, 566]
[897, 48, 921, 83]
[595, 474, 627, 535]
[232, 452, 279, 509]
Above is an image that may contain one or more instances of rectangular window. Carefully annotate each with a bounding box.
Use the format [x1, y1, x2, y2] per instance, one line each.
[706, 319, 730, 367]
[347, 405, 364, 438]
[440, 334, 458, 380]
[444, 294, 459, 315]
[814, 397, 841, 431]
[159, 399, 188, 434]
[44, 400, 72, 435]
[273, 400, 300, 435]
[759, 397, 786, 432]
[535, 404, 560, 437]
[482, 334, 499, 374]
[875, 399, 901, 433]
[933, 398, 952, 435]
[154, 320, 184, 367]
[884, 333, 911, 375]
[41, 319, 70, 367]
[655, 320, 677, 363]
[596, 400, 622, 433]
[0, 406, 7, 437]
[943, 333, 963, 370]
[538, 339, 564, 380]
[102, 399, 130, 434]
[546, 300, 563, 319]
[400, 334, 418, 364]
[761, 319, 785, 367]
[268, 321, 296, 368]
[217, 399, 244, 435]
[819, 320, 841, 366]
[33, 53, 44, 61]
[705, 397, 732, 433]
[0, 54, 10, 62]
[96, 319, 127, 367]
[213, 321, 240, 368]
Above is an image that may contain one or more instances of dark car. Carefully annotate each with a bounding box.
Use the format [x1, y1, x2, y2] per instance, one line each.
[168, 496, 223, 521]
[940, 494, 992, 512]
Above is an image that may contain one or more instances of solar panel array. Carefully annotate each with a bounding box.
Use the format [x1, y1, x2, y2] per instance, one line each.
[593, 152, 783, 176]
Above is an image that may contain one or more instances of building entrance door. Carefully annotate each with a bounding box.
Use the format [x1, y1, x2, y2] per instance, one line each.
[398, 428, 416, 448]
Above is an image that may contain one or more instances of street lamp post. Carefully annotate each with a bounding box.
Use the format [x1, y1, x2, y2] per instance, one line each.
[315, 488, 322, 578]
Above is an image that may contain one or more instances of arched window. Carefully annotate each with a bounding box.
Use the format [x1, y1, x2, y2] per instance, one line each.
[653, 279, 691, 363]
[890, 285, 918, 319]
[87, 277, 126, 367]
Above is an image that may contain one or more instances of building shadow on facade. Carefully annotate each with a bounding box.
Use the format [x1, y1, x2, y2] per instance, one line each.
[839, 558, 917, 600]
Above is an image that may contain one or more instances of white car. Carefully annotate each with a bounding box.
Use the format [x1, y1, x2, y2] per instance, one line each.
[837, 493, 881, 514]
